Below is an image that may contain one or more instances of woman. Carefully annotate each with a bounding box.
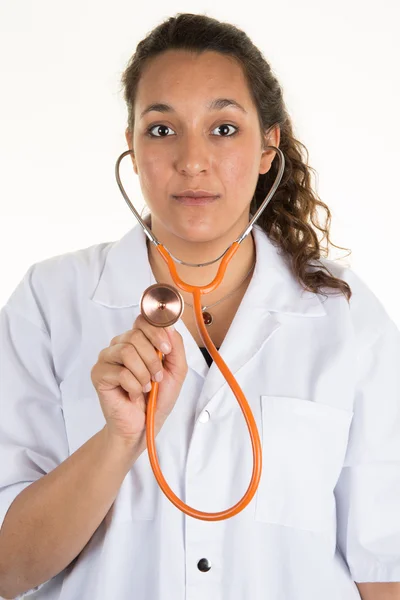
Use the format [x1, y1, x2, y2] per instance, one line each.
[0, 12, 399, 600]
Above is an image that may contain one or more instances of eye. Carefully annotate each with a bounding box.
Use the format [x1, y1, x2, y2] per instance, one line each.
[146, 123, 239, 138]
[211, 124, 238, 137]
[146, 124, 175, 137]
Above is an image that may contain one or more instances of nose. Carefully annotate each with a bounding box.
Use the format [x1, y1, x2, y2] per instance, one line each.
[175, 131, 211, 175]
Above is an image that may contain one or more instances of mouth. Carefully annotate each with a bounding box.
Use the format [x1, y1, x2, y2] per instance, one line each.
[173, 195, 220, 206]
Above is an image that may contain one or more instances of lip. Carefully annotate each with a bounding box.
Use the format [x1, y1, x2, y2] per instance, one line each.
[174, 189, 218, 197]
[173, 195, 219, 206]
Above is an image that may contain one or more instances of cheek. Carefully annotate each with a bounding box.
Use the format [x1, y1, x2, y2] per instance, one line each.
[218, 153, 257, 191]
[138, 154, 166, 190]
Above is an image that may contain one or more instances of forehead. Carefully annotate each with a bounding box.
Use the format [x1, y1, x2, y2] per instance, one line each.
[135, 50, 252, 110]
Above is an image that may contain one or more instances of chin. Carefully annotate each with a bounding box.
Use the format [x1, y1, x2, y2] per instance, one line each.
[173, 217, 226, 243]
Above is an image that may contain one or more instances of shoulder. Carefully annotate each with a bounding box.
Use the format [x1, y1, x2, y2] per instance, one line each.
[3, 238, 116, 332]
[315, 256, 396, 351]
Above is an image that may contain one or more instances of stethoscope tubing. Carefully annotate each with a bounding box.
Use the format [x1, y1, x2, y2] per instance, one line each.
[115, 145, 285, 520]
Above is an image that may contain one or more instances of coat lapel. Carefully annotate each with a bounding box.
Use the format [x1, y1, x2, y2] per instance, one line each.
[91, 221, 327, 403]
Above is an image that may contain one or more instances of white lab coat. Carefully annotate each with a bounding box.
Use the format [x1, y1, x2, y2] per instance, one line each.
[1, 221, 400, 600]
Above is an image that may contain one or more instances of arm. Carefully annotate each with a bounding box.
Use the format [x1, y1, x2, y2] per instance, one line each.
[334, 318, 400, 584]
[356, 582, 400, 600]
[0, 426, 144, 599]
[0, 272, 148, 600]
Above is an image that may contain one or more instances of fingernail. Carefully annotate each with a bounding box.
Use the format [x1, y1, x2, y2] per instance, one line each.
[161, 342, 171, 353]
[143, 382, 152, 393]
[166, 325, 175, 331]
[154, 370, 163, 382]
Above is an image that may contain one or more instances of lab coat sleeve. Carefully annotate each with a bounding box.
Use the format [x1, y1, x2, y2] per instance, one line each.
[334, 316, 400, 583]
[0, 266, 70, 597]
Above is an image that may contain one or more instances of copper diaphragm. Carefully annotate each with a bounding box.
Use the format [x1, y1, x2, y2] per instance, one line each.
[140, 283, 184, 327]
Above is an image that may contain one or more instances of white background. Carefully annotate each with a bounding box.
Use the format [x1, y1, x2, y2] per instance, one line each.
[0, 0, 399, 329]
[0, 2, 399, 598]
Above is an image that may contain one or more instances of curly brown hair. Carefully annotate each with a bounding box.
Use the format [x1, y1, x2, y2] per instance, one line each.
[119, 12, 352, 302]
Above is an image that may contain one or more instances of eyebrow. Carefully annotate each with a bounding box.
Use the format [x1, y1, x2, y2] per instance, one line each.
[139, 97, 248, 120]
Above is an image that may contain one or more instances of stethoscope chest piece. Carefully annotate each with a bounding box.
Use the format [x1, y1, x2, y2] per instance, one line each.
[140, 283, 184, 328]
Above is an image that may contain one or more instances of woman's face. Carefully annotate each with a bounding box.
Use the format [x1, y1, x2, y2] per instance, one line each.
[126, 49, 280, 243]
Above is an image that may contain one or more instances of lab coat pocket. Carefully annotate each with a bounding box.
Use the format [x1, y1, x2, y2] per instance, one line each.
[254, 395, 353, 532]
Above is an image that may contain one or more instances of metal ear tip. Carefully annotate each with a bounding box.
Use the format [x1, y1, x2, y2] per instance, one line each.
[140, 283, 184, 327]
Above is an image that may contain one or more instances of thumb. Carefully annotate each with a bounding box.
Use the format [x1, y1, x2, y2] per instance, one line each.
[162, 324, 187, 378]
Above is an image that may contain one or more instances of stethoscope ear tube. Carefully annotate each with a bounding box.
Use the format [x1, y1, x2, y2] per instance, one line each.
[115, 146, 285, 259]
[118, 145, 285, 520]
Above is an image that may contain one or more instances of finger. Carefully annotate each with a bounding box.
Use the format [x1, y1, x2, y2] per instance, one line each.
[103, 337, 163, 387]
[133, 314, 173, 355]
[100, 342, 153, 392]
[110, 316, 173, 355]
[110, 326, 168, 380]
[93, 363, 144, 401]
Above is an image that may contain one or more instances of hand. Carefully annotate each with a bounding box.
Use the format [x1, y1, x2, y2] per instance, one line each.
[91, 314, 188, 447]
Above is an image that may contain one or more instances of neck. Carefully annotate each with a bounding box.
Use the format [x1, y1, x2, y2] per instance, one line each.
[145, 214, 256, 304]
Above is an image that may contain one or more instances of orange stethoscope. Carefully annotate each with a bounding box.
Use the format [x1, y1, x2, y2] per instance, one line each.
[115, 145, 285, 521]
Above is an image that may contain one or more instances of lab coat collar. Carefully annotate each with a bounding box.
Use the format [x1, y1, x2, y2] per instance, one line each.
[91, 221, 327, 396]
[91, 220, 327, 318]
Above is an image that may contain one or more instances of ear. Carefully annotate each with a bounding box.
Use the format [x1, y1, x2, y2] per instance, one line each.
[125, 128, 138, 174]
[259, 125, 281, 176]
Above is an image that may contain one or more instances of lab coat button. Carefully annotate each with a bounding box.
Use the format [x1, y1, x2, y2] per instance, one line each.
[198, 410, 210, 423]
[197, 558, 212, 572]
